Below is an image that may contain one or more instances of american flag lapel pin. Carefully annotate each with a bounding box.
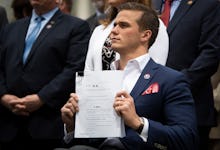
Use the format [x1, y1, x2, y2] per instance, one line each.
[46, 24, 52, 29]
[46, 21, 55, 29]
[144, 73, 150, 80]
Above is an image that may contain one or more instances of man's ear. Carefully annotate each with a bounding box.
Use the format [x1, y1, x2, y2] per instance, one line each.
[140, 30, 152, 43]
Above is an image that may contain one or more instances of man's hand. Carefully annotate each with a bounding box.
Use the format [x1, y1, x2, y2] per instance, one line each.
[19, 94, 44, 112]
[9, 94, 44, 115]
[113, 90, 142, 130]
[61, 93, 79, 133]
[0, 94, 30, 116]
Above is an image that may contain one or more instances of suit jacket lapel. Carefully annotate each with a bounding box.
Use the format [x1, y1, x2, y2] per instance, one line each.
[130, 59, 159, 100]
[167, 0, 196, 34]
[24, 10, 63, 65]
[19, 18, 30, 64]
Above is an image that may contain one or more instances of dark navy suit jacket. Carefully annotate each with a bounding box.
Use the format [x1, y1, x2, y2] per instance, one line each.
[120, 59, 198, 150]
[153, 0, 220, 126]
[0, 10, 90, 141]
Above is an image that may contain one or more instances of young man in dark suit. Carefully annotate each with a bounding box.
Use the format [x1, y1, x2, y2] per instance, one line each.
[0, 0, 90, 149]
[153, 0, 220, 149]
[58, 3, 198, 150]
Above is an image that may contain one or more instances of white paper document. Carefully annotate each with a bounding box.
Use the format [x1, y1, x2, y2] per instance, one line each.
[74, 71, 125, 138]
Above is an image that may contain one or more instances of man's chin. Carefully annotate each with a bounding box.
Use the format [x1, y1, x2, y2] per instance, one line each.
[111, 46, 120, 53]
[111, 45, 117, 49]
[111, 44, 119, 49]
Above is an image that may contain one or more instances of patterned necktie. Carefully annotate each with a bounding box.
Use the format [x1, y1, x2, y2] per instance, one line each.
[160, 0, 172, 27]
[23, 16, 44, 64]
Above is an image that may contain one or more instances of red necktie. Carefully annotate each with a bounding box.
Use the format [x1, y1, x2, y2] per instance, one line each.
[161, 0, 172, 27]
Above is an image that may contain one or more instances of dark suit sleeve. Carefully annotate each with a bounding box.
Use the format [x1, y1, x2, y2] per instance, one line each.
[38, 20, 90, 109]
[182, 4, 220, 89]
[0, 24, 9, 98]
[146, 74, 198, 150]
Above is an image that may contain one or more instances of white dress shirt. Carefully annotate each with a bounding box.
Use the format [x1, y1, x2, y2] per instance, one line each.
[111, 54, 150, 141]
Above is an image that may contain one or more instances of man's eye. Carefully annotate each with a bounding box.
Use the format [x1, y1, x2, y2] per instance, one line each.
[119, 23, 128, 28]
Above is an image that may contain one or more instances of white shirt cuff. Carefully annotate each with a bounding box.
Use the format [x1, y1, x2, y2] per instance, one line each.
[139, 117, 149, 142]
[63, 124, 74, 144]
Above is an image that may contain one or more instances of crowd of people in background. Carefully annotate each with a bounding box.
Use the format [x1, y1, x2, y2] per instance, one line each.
[0, 0, 219, 150]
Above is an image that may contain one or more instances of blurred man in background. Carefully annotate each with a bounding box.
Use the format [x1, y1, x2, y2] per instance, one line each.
[86, 0, 105, 33]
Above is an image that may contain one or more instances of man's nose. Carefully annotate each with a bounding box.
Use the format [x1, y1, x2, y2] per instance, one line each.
[111, 25, 119, 35]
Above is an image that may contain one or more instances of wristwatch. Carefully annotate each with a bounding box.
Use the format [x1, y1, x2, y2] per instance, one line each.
[136, 117, 144, 134]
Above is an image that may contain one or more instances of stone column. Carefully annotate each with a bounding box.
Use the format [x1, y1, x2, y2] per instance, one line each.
[72, 0, 94, 19]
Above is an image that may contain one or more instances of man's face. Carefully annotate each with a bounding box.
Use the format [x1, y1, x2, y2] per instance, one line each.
[91, 0, 105, 12]
[30, 0, 57, 13]
[110, 10, 143, 54]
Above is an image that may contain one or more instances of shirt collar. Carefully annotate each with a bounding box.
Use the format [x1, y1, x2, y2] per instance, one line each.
[31, 7, 59, 22]
[110, 53, 150, 71]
